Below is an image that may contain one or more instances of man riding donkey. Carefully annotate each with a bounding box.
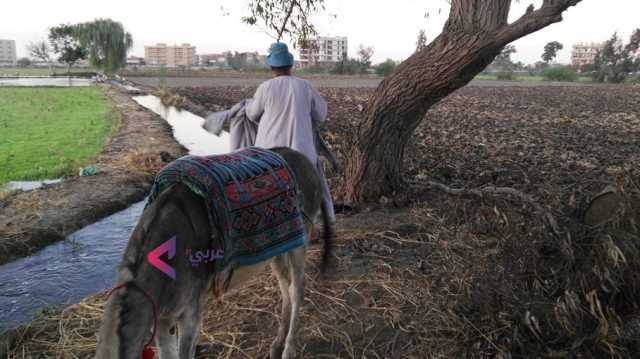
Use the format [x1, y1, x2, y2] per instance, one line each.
[204, 42, 336, 226]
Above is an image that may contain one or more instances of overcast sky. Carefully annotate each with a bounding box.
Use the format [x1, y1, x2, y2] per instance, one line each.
[1, 0, 638, 65]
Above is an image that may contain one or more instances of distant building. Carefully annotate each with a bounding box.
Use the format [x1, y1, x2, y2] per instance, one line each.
[0, 39, 17, 65]
[198, 53, 227, 67]
[299, 36, 348, 67]
[571, 42, 604, 69]
[144, 43, 196, 67]
[126, 56, 145, 67]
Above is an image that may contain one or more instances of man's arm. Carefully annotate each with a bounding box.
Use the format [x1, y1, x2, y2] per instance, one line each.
[245, 83, 265, 122]
[310, 84, 327, 123]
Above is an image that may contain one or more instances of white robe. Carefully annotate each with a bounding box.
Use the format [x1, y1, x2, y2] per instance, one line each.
[246, 76, 335, 223]
[246, 75, 327, 165]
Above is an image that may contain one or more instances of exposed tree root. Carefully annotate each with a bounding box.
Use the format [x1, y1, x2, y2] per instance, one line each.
[425, 180, 562, 235]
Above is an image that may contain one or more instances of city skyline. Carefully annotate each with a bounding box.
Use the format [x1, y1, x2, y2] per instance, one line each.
[1, 0, 638, 65]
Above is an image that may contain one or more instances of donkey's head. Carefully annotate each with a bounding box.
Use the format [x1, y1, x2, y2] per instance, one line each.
[95, 184, 214, 359]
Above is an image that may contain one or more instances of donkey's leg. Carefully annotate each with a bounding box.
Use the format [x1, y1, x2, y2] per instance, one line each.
[176, 296, 203, 359]
[155, 319, 179, 359]
[281, 244, 307, 359]
[270, 256, 292, 359]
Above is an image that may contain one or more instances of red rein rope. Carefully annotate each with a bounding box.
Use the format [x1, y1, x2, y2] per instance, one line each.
[107, 283, 158, 359]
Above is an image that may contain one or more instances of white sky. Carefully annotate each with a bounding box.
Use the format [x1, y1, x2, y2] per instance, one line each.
[1, 0, 638, 65]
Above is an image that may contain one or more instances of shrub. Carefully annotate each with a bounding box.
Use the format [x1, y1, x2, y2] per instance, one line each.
[496, 71, 514, 80]
[542, 66, 578, 82]
[375, 59, 397, 77]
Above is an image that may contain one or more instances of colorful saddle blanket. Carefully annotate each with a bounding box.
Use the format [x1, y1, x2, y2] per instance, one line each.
[146, 147, 305, 267]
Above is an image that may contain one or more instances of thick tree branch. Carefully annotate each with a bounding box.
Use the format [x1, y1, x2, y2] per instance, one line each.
[497, 0, 583, 46]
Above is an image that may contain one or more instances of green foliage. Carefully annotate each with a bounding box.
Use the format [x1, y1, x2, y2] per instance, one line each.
[331, 57, 361, 75]
[542, 41, 563, 63]
[48, 24, 88, 72]
[298, 63, 331, 74]
[496, 71, 515, 80]
[375, 59, 397, 77]
[0, 87, 111, 185]
[74, 19, 133, 74]
[542, 65, 578, 82]
[16, 57, 31, 68]
[226, 52, 248, 70]
[526, 61, 549, 76]
[592, 30, 640, 83]
[242, 0, 325, 45]
[579, 63, 596, 73]
[492, 45, 517, 72]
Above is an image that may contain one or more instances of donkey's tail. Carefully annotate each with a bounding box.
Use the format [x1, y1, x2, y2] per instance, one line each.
[319, 201, 334, 275]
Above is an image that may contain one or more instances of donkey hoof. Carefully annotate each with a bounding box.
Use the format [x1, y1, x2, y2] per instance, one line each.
[281, 344, 297, 359]
[270, 339, 285, 359]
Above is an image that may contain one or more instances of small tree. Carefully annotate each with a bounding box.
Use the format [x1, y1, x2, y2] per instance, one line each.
[49, 24, 88, 73]
[493, 45, 517, 71]
[416, 29, 427, 52]
[226, 52, 249, 71]
[16, 57, 31, 68]
[356, 45, 374, 73]
[542, 41, 563, 63]
[27, 40, 53, 74]
[75, 18, 133, 75]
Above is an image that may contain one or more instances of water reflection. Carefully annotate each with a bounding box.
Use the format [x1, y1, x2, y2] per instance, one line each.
[133, 95, 230, 156]
[0, 77, 94, 87]
[5, 179, 62, 191]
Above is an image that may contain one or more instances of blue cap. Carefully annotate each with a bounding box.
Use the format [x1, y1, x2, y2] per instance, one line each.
[266, 42, 294, 67]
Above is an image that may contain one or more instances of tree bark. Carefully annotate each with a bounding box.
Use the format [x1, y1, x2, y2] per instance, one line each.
[343, 0, 582, 203]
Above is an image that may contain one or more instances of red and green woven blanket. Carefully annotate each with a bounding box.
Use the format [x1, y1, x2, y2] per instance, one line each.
[146, 147, 305, 267]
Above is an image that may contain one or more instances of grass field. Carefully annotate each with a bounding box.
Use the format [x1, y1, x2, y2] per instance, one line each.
[0, 87, 112, 185]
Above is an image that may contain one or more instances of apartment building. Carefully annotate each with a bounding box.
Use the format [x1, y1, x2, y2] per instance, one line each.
[0, 39, 17, 65]
[299, 36, 348, 67]
[144, 43, 196, 67]
[571, 42, 604, 69]
[198, 53, 227, 67]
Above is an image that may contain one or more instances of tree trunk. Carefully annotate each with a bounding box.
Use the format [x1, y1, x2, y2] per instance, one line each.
[343, 0, 582, 203]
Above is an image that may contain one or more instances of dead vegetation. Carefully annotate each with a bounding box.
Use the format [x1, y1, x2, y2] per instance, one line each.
[3, 84, 640, 358]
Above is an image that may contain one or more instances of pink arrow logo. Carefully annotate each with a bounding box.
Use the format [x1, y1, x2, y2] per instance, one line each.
[147, 235, 176, 280]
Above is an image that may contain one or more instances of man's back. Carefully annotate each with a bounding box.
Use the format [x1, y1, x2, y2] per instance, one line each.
[247, 75, 327, 164]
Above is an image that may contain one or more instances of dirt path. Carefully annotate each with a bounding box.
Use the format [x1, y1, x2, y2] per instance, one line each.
[0, 85, 186, 265]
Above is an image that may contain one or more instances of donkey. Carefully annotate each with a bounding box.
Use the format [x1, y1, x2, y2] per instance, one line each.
[95, 147, 333, 359]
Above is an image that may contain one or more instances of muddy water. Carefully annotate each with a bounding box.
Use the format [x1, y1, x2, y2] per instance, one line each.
[0, 96, 229, 329]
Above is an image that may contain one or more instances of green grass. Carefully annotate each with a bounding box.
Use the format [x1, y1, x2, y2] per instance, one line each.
[0, 67, 95, 76]
[0, 87, 112, 185]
